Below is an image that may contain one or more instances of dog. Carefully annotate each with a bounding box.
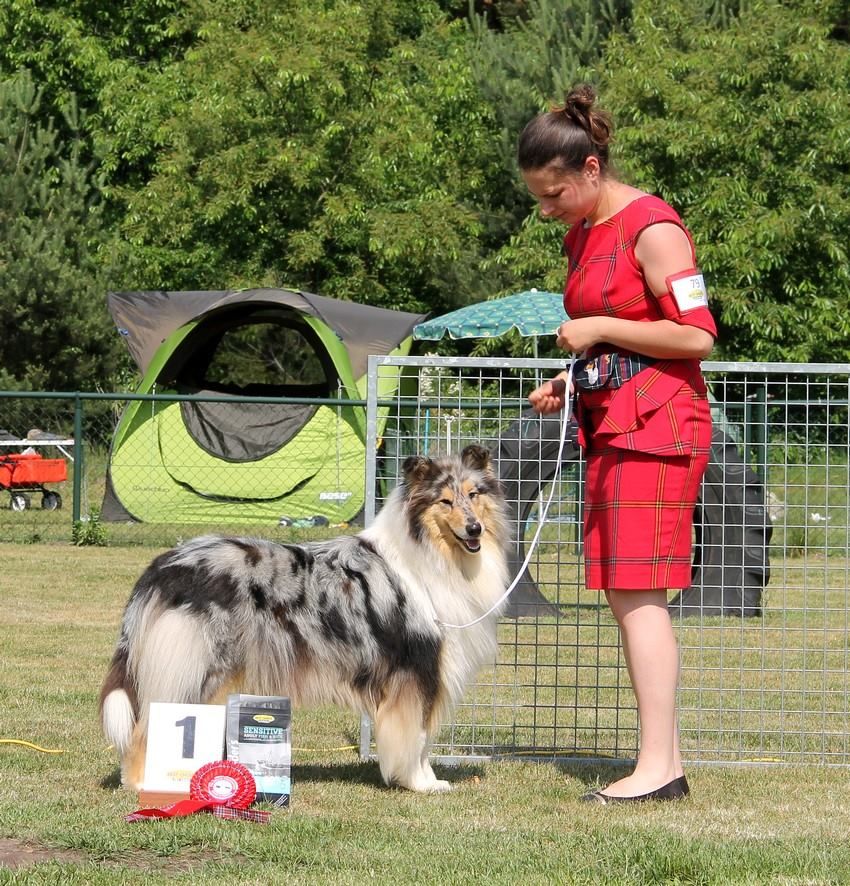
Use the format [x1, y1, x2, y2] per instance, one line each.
[100, 444, 509, 793]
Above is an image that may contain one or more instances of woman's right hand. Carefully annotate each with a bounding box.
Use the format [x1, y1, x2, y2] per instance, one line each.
[528, 375, 569, 414]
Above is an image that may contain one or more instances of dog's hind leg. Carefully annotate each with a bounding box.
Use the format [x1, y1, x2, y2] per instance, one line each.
[121, 721, 148, 791]
[373, 682, 451, 793]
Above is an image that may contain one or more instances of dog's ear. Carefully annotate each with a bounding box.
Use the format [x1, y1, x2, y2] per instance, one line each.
[460, 445, 492, 474]
[402, 455, 436, 485]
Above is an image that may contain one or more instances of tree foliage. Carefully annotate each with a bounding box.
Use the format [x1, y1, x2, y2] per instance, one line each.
[0, 0, 848, 392]
[0, 1, 192, 158]
[491, 0, 850, 363]
[469, 0, 630, 149]
[467, 0, 740, 311]
[603, 0, 850, 361]
[104, 0, 503, 315]
[0, 70, 122, 391]
[468, 0, 630, 236]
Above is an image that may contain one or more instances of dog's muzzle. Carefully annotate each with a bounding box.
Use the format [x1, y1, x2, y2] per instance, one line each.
[455, 521, 482, 554]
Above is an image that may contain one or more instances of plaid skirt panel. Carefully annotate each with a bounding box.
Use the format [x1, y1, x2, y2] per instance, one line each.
[583, 387, 712, 591]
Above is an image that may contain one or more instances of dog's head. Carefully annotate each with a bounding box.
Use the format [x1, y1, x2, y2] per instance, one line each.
[401, 445, 506, 556]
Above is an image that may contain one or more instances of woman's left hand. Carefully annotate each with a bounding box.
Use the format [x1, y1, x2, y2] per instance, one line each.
[555, 317, 604, 354]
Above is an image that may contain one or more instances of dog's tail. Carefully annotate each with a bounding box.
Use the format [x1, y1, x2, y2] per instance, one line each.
[100, 597, 223, 752]
[100, 647, 137, 754]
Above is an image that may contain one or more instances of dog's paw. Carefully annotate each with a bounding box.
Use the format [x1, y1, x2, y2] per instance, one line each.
[428, 779, 453, 793]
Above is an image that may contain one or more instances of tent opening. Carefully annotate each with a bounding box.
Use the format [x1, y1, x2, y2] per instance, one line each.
[167, 307, 340, 463]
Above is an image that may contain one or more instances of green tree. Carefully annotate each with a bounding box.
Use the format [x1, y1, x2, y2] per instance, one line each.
[490, 0, 850, 362]
[0, 71, 122, 391]
[463, 0, 631, 357]
[468, 0, 630, 242]
[469, 0, 630, 161]
[0, 0, 193, 195]
[603, 0, 850, 361]
[0, 1, 191, 125]
[106, 0, 503, 315]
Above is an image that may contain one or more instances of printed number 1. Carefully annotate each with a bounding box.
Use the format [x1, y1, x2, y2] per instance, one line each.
[174, 715, 197, 758]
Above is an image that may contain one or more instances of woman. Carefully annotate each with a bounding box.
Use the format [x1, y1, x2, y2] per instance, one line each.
[522, 84, 717, 803]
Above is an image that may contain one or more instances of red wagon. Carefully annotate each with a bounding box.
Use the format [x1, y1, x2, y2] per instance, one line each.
[0, 452, 67, 511]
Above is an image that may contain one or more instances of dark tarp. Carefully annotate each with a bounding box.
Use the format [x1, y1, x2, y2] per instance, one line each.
[490, 409, 581, 617]
[494, 409, 771, 619]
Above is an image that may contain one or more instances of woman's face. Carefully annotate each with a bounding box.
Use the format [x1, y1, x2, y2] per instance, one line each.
[521, 158, 601, 226]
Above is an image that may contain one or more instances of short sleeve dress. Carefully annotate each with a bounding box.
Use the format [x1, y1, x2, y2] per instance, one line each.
[563, 194, 718, 591]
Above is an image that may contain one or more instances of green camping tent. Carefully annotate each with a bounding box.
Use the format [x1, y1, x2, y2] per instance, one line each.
[102, 288, 424, 525]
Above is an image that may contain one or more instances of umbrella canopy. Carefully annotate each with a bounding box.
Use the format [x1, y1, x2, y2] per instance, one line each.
[413, 290, 566, 342]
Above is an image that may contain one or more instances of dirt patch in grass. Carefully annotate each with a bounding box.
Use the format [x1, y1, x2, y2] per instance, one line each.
[0, 837, 244, 874]
[0, 837, 86, 869]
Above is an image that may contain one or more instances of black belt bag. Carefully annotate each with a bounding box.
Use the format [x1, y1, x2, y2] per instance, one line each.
[573, 353, 657, 391]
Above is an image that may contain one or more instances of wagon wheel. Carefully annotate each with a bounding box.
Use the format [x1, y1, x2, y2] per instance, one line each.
[41, 491, 62, 510]
[10, 492, 30, 512]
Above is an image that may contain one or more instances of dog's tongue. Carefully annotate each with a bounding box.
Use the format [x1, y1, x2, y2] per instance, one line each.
[464, 538, 481, 553]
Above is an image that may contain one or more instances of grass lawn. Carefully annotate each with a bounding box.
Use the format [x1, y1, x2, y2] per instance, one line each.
[2, 543, 850, 885]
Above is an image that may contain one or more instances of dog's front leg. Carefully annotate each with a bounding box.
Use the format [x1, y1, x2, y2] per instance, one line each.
[418, 747, 452, 793]
[373, 690, 451, 793]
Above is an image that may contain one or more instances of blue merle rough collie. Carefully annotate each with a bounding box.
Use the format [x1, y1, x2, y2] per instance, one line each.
[100, 445, 509, 793]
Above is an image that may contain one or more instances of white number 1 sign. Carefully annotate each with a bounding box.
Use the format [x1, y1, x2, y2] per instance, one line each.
[142, 702, 227, 794]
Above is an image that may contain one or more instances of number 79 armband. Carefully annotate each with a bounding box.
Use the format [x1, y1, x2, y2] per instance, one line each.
[658, 268, 718, 338]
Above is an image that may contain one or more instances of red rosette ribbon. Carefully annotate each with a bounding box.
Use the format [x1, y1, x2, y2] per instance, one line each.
[190, 760, 256, 809]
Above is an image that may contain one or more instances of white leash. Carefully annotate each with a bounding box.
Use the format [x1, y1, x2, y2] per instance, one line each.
[438, 355, 577, 630]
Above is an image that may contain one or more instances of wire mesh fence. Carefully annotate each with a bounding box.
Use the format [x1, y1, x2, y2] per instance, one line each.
[0, 390, 371, 546]
[362, 357, 850, 767]
[1, 358, 849, 766]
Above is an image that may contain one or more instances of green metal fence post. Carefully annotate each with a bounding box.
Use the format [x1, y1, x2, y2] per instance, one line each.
[756, 382, 767, 483]
[751, 382, 767, 484]
[72, 394, 83, 524]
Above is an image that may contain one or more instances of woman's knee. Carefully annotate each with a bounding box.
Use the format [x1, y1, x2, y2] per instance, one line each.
[606, 589, 672, 629]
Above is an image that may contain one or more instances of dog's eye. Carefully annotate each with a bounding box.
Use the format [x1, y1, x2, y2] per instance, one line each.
[440, 498, 453, 507]
[468, 490, 479, 499]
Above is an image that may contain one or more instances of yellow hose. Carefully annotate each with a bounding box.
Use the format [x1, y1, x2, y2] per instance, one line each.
[0, 738, 65, 754]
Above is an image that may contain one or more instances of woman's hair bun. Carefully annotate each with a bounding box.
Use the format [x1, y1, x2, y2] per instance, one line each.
[517, 82, 614, 173]
[553, 84, 612, 151]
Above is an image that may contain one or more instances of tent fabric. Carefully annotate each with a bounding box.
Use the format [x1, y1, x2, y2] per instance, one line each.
[156, 402, 339, 500]
[104, 400, 364, 520]
[109, 288, 424, 379]
[103, 288, 425, 526]
[178, 394, 316, 462]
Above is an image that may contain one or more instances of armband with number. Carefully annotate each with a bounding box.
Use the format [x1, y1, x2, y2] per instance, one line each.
[656, 268, 718, 338]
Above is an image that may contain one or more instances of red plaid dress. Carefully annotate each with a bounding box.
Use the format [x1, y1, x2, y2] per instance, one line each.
[564, 195, 718, 591]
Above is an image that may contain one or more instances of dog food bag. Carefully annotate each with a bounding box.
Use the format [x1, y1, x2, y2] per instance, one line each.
[226, 694, 291, 807]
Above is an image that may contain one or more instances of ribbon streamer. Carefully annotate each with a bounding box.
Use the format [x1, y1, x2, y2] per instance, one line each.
[125, 800, 270, 824]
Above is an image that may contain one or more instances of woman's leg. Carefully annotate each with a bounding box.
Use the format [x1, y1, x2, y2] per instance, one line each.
[599, 588, 683, 797]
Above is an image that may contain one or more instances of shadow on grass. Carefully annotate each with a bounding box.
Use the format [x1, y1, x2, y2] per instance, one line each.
[97, 759, 487, 794]
[100, 766, 122, 790]
[552, 759, 632, 789]
[293, 759, 486, 789]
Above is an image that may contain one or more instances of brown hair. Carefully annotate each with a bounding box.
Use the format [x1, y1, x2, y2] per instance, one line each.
[517, 84, 614, 175]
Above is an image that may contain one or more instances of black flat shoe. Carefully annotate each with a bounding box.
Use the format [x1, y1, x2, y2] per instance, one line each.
[580, 776, 689, 804]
